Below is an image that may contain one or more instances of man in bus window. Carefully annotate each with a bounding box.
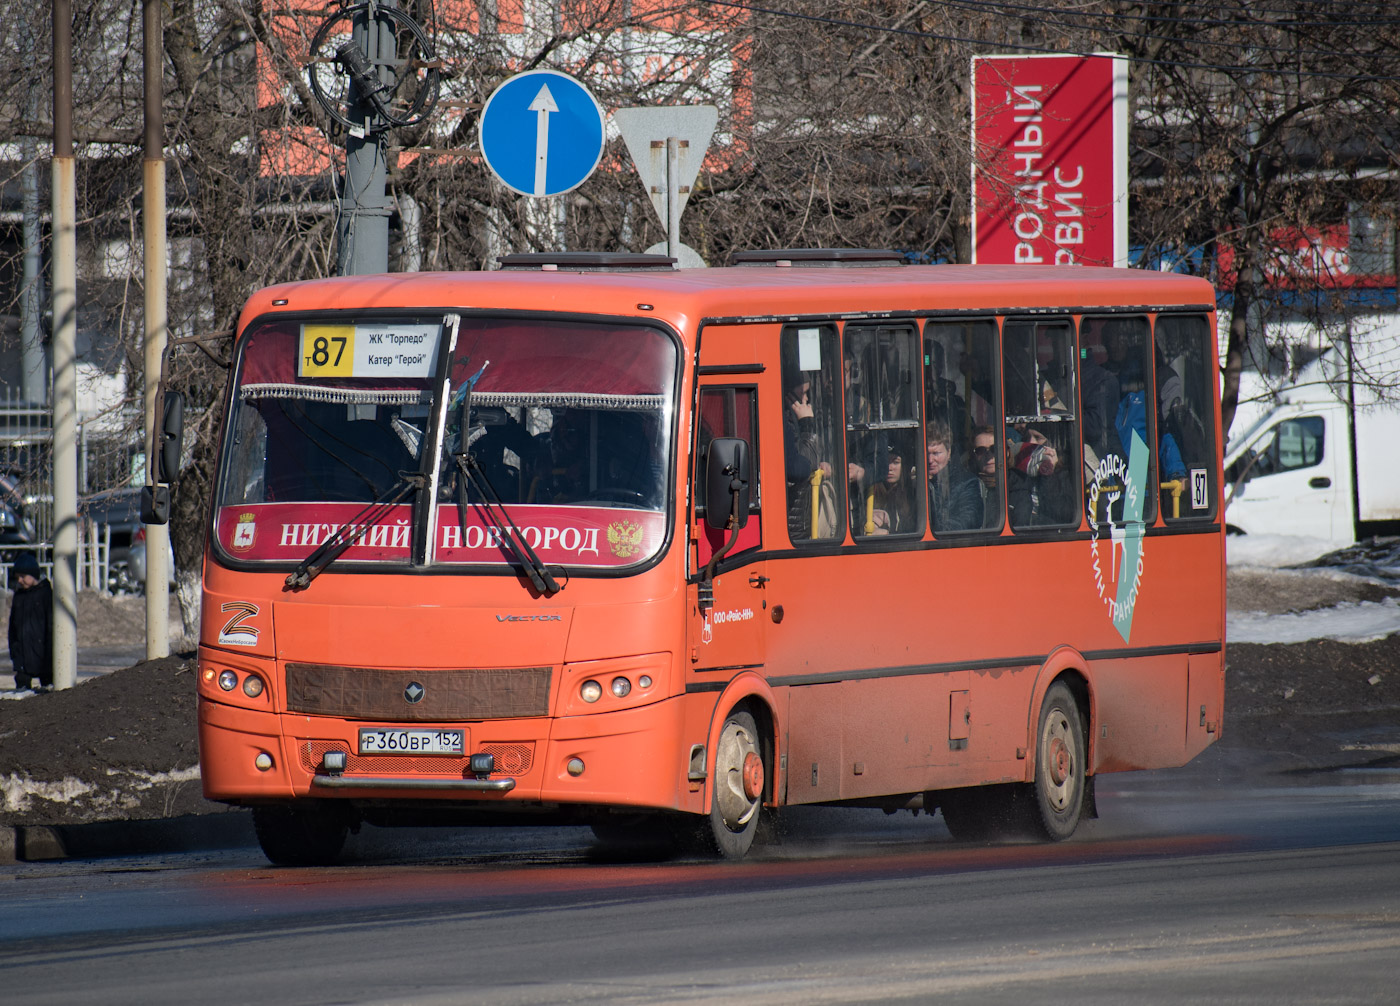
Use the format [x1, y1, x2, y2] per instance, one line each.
[970, 426, 1001, 529]
[927, 419, 981, 532]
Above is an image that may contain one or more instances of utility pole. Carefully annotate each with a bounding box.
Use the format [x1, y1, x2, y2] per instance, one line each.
[20, 17, 47, 405]
[50, 0, 78, 690]
[337, 0, 395, 276]
[143, 0, 170, 659]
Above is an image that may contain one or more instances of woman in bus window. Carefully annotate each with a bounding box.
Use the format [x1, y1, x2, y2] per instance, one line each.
[970, 425, 1002, 529]
[784, 375, 836, 539]
[868, 443, 916, 534]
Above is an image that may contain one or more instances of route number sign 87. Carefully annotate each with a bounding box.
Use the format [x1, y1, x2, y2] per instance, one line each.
[300, 324, 354, 377]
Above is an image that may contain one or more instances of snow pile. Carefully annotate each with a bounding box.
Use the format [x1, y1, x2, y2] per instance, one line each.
[1, 774, 94, 814]
[1227, 533, 1338, 570]
[0, 766, 200, 819]
[1229, 597, 1400, 645]
[1226, 534, 1400, 644]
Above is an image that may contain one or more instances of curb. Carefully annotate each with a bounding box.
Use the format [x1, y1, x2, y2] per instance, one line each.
[1, 811, 255, 864]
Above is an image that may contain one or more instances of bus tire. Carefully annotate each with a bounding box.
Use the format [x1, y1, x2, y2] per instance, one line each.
[1028, 682, 1086, 841]
[705, 709, 765, 859]
[252, 804, 349, 866]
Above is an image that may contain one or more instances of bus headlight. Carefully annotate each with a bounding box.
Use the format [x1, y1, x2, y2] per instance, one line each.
[217, 670, 238, 691]
[562, 653, 670, 714]
[242, 674, 265, 698]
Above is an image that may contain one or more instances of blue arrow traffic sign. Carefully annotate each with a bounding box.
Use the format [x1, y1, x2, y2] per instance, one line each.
[479, 70, 605, 198]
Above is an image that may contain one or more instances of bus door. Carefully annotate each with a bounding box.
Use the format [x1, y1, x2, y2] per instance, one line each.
[689, 383, 766, 674]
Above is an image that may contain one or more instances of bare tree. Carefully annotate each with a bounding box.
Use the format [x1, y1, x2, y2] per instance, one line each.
[0, 0, 1395, 634]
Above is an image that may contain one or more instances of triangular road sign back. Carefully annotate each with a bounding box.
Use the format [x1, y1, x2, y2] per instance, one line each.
[613, 105, 719, 227]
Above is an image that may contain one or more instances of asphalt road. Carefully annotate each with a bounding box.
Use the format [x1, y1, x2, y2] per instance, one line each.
[3, 751, 1400, 1005]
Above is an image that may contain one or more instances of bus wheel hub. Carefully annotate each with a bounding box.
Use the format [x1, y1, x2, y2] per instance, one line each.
[1048, 737, 1070, 786]
[742, 751, 764, 800]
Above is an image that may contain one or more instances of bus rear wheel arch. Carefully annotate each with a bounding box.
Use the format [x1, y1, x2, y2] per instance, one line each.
[937, 679, 1088, 843]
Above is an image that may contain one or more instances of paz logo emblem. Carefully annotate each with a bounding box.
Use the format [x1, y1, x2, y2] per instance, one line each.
[404, 681, 426, 704]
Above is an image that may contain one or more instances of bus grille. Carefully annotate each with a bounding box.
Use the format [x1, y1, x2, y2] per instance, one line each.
[298, 740, 536, 777]
[284, 663, 552, 720]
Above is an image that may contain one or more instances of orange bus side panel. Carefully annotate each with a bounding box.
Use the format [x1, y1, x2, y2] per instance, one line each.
[1090, 656, 1191, 773]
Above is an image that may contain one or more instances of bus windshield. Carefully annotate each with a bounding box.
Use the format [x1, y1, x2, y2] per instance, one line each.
[214, 314, 678, 571]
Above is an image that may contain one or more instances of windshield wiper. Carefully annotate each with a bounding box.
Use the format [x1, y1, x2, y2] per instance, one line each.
[455, 453, 560, 596]
[449, 359, 560, 596]
[284, 473, 423, 591]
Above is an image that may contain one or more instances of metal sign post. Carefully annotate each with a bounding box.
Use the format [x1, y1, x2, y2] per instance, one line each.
[613, 105, 718, 264]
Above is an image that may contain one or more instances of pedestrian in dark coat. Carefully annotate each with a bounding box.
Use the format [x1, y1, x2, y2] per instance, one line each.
[9, 552, 52, 690]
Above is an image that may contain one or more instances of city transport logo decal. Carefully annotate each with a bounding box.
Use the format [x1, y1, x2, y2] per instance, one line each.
[1085, 430, 1148, 643]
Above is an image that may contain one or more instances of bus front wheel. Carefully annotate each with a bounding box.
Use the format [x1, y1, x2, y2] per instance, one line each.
[706, 710, 765, 859]
[252, 804, 350, 866]
[1029, 682, 1086, 842]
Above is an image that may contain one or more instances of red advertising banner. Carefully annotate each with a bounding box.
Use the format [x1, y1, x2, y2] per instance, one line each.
[971, 53, 1128, 268]
[216, 503, 668, 568]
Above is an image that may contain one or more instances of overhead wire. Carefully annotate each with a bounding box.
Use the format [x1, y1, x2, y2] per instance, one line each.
[925, 0, 1400, 62]
[700, 0, 1400, 81]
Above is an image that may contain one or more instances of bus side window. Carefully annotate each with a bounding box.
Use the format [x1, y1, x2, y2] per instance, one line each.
[1080, 315, 1155, 526]
[695, 387, 760, 521]
[1155, 315, 1219, 520]
[846, 323, 923, 538]
[780, 324, 844, 543]
[924, 319, 998, 533]
[1002, 318, 1081, 530]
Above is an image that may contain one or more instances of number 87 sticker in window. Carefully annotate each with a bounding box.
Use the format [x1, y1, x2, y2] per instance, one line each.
[300, 323, 354, 377]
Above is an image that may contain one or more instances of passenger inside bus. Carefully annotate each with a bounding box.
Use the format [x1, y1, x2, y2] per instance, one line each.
[784, 375, 837, 539]
[867, 443, 918, 534]
[970, 425, 1002, 529]
[926, 418, 981, 532]
[1007, 421, 1077, 527]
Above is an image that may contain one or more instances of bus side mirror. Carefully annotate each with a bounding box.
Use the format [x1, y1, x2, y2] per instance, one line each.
[158, 391, 185, 484]
[141, 485, 171, 525]
[704, 437, 751, 530]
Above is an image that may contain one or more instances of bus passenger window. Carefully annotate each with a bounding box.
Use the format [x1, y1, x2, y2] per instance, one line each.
[781, 324, 844, 543]
[1080, 316, 1155, 526]
[924, 320, 998, 533]
[1155, 315, 1219, 520]
[845, 323, 923, 538]
[1003, 319, 1080, 530]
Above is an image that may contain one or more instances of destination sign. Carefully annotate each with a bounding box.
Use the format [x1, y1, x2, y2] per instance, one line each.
[298, 322, 441, 379]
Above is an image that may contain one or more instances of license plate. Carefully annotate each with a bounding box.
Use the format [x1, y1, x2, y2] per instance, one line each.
[358, 728, 464, 755]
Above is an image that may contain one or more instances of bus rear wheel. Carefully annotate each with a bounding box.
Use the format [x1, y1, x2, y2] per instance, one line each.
[1028, 682, 1086, 841]
[705, 710, 765, 859]
[252, 804, 350, 866]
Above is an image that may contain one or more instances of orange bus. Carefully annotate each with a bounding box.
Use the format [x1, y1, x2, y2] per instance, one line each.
[197, 251, 1225, 864]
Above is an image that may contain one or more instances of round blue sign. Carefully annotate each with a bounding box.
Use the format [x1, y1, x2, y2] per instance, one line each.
[479, 69, 605, 198]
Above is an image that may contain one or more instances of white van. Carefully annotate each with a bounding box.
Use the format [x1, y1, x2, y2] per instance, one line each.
[1224, 321, 1400, 546]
